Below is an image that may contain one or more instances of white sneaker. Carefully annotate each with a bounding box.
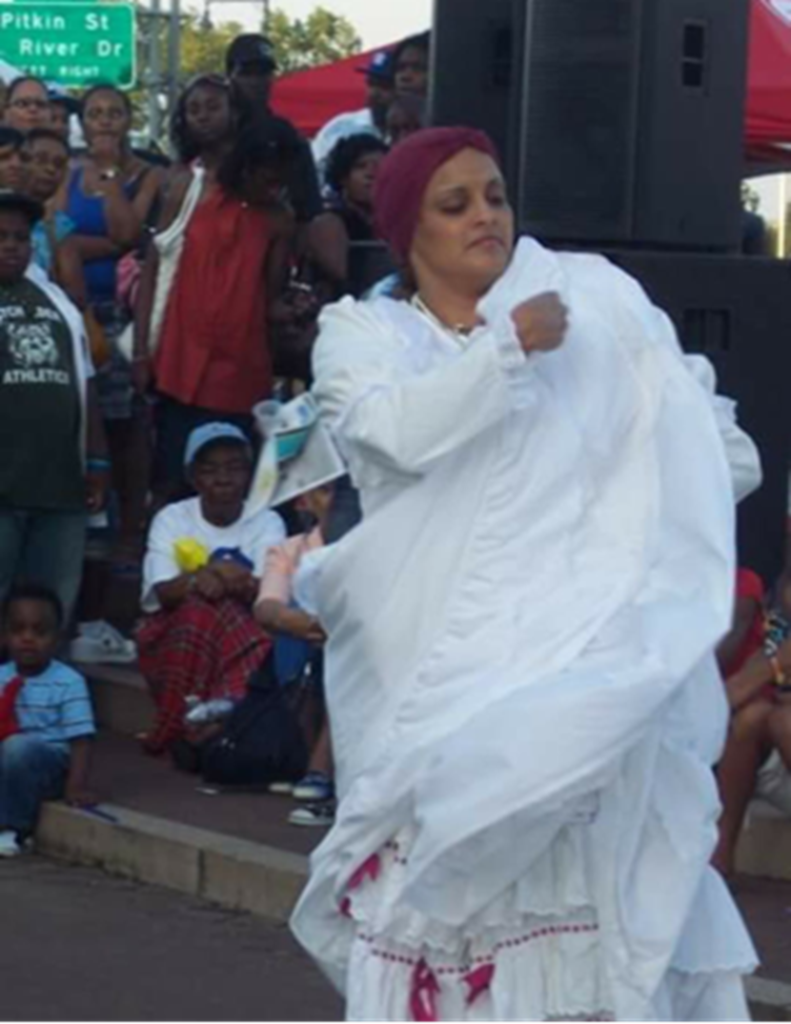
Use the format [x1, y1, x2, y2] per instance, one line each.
[70, 622, 137, 665]
[0, 830, 22, 858]
[268, 780, 294, 795]
[288, 803, 335, 828]
[78, 621, 131, 646]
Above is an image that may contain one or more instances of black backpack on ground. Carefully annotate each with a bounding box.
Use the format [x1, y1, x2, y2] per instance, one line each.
[198, 653, 322, 787]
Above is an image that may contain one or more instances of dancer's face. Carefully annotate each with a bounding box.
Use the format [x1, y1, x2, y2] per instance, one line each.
[409, 148, 515, 299]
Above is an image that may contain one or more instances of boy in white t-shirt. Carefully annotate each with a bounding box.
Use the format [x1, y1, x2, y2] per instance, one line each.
[137, 423, 285, 755]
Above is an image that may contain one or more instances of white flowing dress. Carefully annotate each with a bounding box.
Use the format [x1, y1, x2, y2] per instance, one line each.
[290, 239, 762, 1021]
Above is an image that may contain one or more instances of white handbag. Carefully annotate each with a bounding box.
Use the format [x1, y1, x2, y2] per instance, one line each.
[117, 165, 206, 362]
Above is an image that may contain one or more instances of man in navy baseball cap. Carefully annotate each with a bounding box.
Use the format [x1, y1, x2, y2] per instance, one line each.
[312, 49, 395, 182]
[356, 50, 394, 85]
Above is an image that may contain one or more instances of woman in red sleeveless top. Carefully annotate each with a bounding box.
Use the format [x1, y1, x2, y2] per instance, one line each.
[136, 107, 298, 502]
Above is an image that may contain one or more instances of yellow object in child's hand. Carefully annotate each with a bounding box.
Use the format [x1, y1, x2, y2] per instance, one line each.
[174, 538, 210, 573]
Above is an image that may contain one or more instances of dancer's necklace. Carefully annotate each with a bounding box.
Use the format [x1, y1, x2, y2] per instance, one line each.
[411, 294, 478, 347]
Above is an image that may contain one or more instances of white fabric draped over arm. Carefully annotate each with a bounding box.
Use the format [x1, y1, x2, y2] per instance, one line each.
[312, 298, 538, 481]
[609, 265, 763, 505]
[679, 348, 762, 503]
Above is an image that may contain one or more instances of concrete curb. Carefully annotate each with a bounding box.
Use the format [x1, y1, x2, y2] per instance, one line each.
[36, 801, 309, 923]
[745, 976, 791, 1021]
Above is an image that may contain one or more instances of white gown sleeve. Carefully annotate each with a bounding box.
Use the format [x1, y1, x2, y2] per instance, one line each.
[678, 346, 763, 503]
[312, 298, 538, 479]
[652, 306, 763, 503]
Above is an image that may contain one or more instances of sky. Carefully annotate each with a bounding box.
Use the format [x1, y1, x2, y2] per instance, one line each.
[204, 0, 433, 48]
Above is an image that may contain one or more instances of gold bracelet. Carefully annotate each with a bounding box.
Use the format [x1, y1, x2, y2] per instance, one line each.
[770, 654, 787, 687]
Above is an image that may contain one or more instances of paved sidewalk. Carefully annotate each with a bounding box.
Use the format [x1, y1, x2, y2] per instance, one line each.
[1, 856, 341, 1022]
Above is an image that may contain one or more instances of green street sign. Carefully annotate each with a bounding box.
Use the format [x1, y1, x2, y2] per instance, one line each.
[0, 3, 136, 88]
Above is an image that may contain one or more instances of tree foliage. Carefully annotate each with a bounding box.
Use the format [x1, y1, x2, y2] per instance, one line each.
[128, 5, 361, 142]
[267, 6, 362, 74]
[179, 15, 245, 78]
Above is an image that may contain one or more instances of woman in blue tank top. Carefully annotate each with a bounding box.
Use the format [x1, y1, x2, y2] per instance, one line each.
[61, 84, 162, 564]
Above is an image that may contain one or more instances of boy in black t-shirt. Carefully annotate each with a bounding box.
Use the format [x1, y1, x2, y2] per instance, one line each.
[0, 190, 109, 621]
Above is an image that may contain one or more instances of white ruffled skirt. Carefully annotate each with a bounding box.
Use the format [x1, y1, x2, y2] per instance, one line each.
[340, 819, 753, 1022]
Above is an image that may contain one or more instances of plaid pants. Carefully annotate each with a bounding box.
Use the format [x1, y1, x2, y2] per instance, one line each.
[136, 596, 271, 753]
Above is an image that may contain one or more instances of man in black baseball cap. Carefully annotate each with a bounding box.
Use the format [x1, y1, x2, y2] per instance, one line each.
[225, 33, 278, 106]
[225, 32, 322, 224]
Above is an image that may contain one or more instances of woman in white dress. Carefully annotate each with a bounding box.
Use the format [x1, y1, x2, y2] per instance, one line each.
[290, 127, 761, 1021]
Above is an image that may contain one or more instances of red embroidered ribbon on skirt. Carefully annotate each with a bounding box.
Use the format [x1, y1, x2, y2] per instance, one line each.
[463, 963, 495, 1006]
[348, 852, 381, 891]
[410, 959, 440, 1022]
[340, 852, 383, 918]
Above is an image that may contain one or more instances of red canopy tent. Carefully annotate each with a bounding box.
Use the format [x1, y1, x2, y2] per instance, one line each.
[746, 0, 791, 166]
[271, 47, 373, 140]
[274, 3, 791, 167]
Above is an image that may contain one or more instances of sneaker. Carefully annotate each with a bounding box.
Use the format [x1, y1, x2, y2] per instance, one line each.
[77, 620, 128, 642]
[268, 781, 295, 795]
[292, 771, 334, 802]
[288, 803, 335, 828]
[70, 621, 137, 664]
[0, 829, 23, 858]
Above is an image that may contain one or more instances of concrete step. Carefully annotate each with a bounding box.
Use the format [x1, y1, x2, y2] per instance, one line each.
[78, 662, 154, 737]
[79, 657, 791, 887]
[34, 730, 316, 925]
[748, 977, 791, 1021]
[737, 802, 791, 884]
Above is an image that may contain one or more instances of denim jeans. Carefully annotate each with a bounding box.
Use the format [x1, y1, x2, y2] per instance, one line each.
[0, 734, 69, 835]
[0, 509, 87, 624]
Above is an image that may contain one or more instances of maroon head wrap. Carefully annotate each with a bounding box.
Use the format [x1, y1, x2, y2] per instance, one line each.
[374, 127, 501, 264]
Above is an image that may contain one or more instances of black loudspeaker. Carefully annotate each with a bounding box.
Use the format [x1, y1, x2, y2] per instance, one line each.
[430, 0, 750, 251]
[429, 1, 525, 195]
[606, 251, 791, 582]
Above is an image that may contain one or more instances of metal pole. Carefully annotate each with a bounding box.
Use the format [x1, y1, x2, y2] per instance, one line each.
[148, 0, 162, 143]
[263, 0, 270, 33]
[168, 0, 181, 123]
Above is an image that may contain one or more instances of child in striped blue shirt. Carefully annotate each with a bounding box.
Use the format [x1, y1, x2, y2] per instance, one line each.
[0, 584, 95, 857]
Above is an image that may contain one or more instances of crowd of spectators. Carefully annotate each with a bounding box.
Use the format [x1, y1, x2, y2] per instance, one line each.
[0, 27, 788, 869]
[0, 31, 429, 848]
